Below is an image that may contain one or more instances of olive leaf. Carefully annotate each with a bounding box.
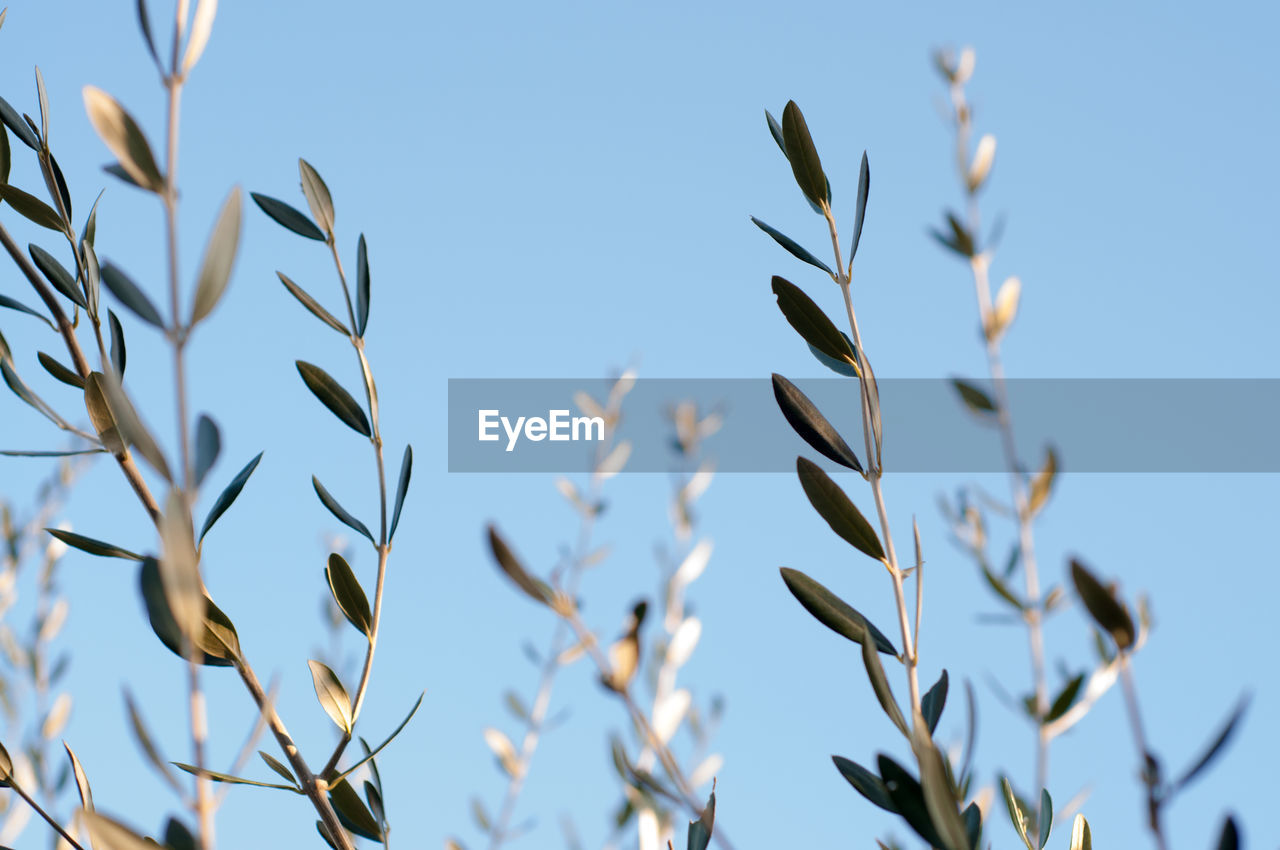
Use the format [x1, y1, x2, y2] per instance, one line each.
[313, 476, 374, 544]
[687, 788, 715, 850]
[101, 262, 165, 328]
[1069, 559, 1134, 651]
[0, 184, 62, 230]
[778, 568, 896, 654]
[82, 86, 165, 192]
[194, 413, 221, 488]
[299, 159, 335, 236]
[832, 756, 896, 812]
[308, 659, 353, 733]
[199, 451, 263, 542]
[921, 669, 949, 735]
[46, 528, 142, 560]
[278, 271, 349, 334]
[850, 151, 870, 262]
[172, 762, 302, 794]
[487, 524, 553, 606]
[326, 552, 373, 637]
[750, 217, 833, 276]
[329, 777, 382, 841]
[781, 100, 828, 210]
[296, 361, 371, 437]
[356, 233, 370, 336]
[861, 618, 908, 736]
[771, 276, 857, 368]
[190, 185, 242, 325]
[29, 244, 86, 309]
[795, 457, 885, 562]
[251, 192, 326, 241]
[389, 444, 412, 541]
[772, 373, 862, 472]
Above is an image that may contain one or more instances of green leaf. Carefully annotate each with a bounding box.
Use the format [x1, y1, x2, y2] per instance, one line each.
[771, 276, 857, 369]
[190, 186, 242, 324]
[326, 553, 372, 637]
[307, 659, 353, 733]
[194, 414, 220, 488]
[172, 762, 302, 793]
[932, 211, 976, 257]
[850, 152, 870, 262]
[163, 818, 197, 850]
[356, 233, 370, 336]
[296, 360, 371, 437]
[1038, 788, 1053, 849]
[83, 372, 127, 456]
[781, 100, 828, 210]
[772, 373, 862, 472]
[1045, 673, 1085, 723]
[107, 309, 127, 377]
[832, 755, 896, 812]
[101, 261, 165, 328]
[877, 756, 945, 849]
[962, 802, 982, 850]
[808, 335, 861, 377]
[911, 721, 969, 850]
[687, 788, 714, 850]
[0, 448, 105, 458]
[82, 87, 165, 193]
[329, 777, 383, 841]
[46, 528, 142, 560]
[199, 451, 263, 542]
[277, 272, 349, 335]
[29, 244, 85, 308]
[861, 616, 908, 736]
[389, 444, 412, 541]
[1214, 816, 1238, 850]
[313, 476, 374, 544]
[299, 159, 335, 237]
[764, 108, 786, 156]
[258, 751, 298, 786]
[0, 294, 51, 326]
[38, 351, 84, 388]
[332, 692, 424, 783]
[48, 152, 72, 221]
[750, 217, 833, 276]
[159, 489, 206, 649]
[139, 557, 239, 666]
[250, 193, 325, 241]
[778, 568, 896, 654]
[1069, 560, 1134, 651]
[951, 378, 997, 415]
[0, 183, 62, 230]
[487, 524, 554, 606]
[84, 812, 157, 850]
[136, 0, 161, 69]
[99, 368, 172, 477]
[1001, 776, 1036, 850]
[64, 742, 94, 813]
[0, 108, 9, 183]
[1171, 692, 1250, 793]
[922, 669, 949, 735]
[0, 740, 13, 786]
[981, 561, 1025, 611]
[0, 94, 39, 150]
[796, 457, 885, 561]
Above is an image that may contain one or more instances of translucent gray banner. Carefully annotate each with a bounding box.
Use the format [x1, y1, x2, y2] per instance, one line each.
[448, 379, 1280, 472]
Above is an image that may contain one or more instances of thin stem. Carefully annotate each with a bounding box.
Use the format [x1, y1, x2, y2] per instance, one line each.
[1119, 657, 1167, 850]
[7, 779, 86, 850]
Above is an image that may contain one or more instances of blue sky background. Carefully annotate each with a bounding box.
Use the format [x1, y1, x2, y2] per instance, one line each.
[0, 0, 1276, 848]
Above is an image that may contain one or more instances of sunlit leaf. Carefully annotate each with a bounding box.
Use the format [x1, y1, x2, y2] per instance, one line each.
[138, 557, 239, 666]
[183, 0, 217, 72]
[307, 659, 353, 733]
[172, 761, 301, 793]
[46, 528, 141, 560]
[190, 185, 242, 324]
[332, 692, 424, 783]
[259, 751, 297, 787]
[64, 742, 94, 813]
[84, 811, 157, 850]
[299, 159, 335, 236]
[82, 86, 164, 192]
[1069, 814, 1092, 850]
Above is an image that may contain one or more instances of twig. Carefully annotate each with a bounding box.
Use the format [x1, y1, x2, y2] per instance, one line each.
[1118, 656, 1168, 850]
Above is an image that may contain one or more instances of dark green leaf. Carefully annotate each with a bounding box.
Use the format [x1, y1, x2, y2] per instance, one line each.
[330, 777, 383, 841]
[364, 780, 384, 824]
[326, 553, 372, 637]
[962, 802, 982, 850]
[299, 159, 335, 236]
[258, 751, 297, 787]
[163, 818, 197, 850]
[313, 476, 374, 544]
[277, 272, 348, 335]
[808, 332, 860, 377]
[771, 276, 857, 369]
[82, 190, 104, 248]
[199, 452, 263, 542]
[107, 309, 127, 377]
[296, 360, 370, 437]
[687, 789, 714, 850]
[38, 351, 83, 388]
[922, 670, 949, 735]
[101, 262, 164, 328]
[172, 762, 301, 793]
[316, 820, 340, 850]
[878, 756, 945, 849]
[1171, 693, 1250, 793]
[0, 114, 10, 184]
[0, 183, 62, 230]
[29, 244, 85, 309]
[389, 444, 412, 541]
[796, 457, 885, 561]
[1045, 673, 1085, 723]
[862, 616, 908, 736]
[772, 373, 862, 472]
[0, 741, 13, 787]
[778, 567, 896, 654]
[487, 524, 553, 605]
[851, 152, 870, 262]
[251, 193, 325, 241]
[750, 217, 833, 276]
[194, 414, 220, 488]
[83, 87, 165, 193]
[1069, 560, 1134, 651]
[0, 94, 39, 150]
[356, 233, 370, 336]
[332, 692, 424, 783]
[190, 186, 242, 325]
[138, 558, 239, 666]
[951, 378, 997, 415]
[1038, 789, 1053, 849]
[47, 528, 141, 560]
[1215, 816, 1238, 850]
[833, 756, 896, 812]
[764, 109, 786, 156]
[48, 152, 72, 221]
[781, 101, 828, 209]
[136, 0, 161, 68]
[0, 294, 51, 326]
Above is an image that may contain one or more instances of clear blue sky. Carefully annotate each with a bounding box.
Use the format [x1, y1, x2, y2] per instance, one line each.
[0, 0, 1276, 848]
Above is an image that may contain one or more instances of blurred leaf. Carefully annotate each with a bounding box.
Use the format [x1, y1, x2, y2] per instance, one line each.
[190, 185, 242, 324]
[173, 761, 301, 793]
[750, 217, 833, 276]
[781, 101, 828, 209]
[138, 557, 239, 666]
[0, 294, 52, 326]
[0, 94, 39, 149]
[951, 378, 996, 415]
[38, 351, 84, 388]
[0, 183, 62, 230]
[307, 659, 353, 733]
[259, 751, 297, 786]
[832, 755, 895, 812]
[182, 0, 217, 72]
[299, 159, 335, 236]
[0, 741, 12, 786]
[199, 451, 262, 542]
[850, 151, 870, 261]
[29, 244, 85, 308]
[296, 361, 370, 436]
[483, 727, 519, 776]
[123, 688, 178, 789]
[911, 720, 969, 850]
[487, 524, 553, 605]
[329, 777, 383, 841]
[34, 65, 49, 142]
[1171, 693, 1250, 793]
[771, 276, 857, 368]
[921, 670, 949, 735]
[250, 193, 325, 241]
[1069, 814, 1092, 850]
[64, 742, 93, 813]
[877, 756, 944, 849]
[159, 489, 206, 648]
[861, 617, 908, 736]
[277, 272, 349, 335]
[327, 552, 372, 637]
[389, 444, 412, 541]
[772, 374, 862, 472]
[932, 212, 975, 257]
[84, 811, 157, 850]
[82, 87, 164, 192]
[968, 134, 997, 193]
[101, 261, 164, 328]
[1028, 447, 1057, 516]
[687, 788, 715, 850]
[84, 372, 127, 456]
[46, 528, 141, 560]
[136, 0, 160, 68]
[1069, 560, 1134, 651]
[1001, 776, 1035, 850]
[796, 457, 885, 561]
[194, 414, 220, 488]
[1215, 816, 1238, 850]
[962, 802, 982, 850]
[313, 475, 374, 544]
[980, 561, 1025, 611]
[108, 309, 127, 376]
[163, 818, 197, 850]
[778, 567, 896, 654]
[356, 233, 370, 336]
[1038, 789, 1053, 848]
